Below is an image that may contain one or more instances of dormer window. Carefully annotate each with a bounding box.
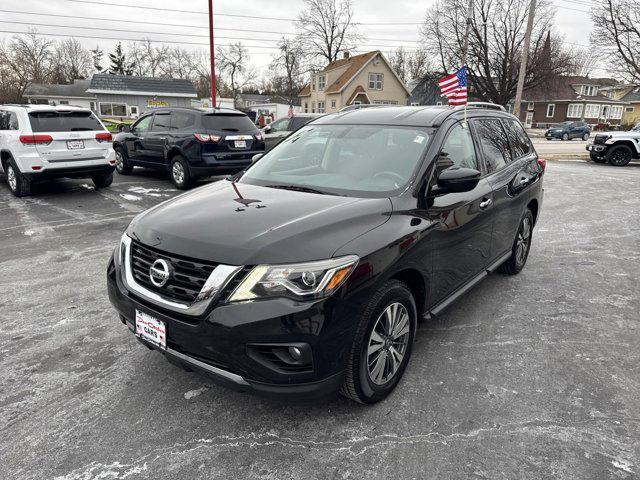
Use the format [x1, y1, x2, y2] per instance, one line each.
[318, 75, 326, 90]
[581, 85, 598, 96]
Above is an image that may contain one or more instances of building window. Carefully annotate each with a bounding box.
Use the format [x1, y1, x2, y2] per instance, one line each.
[129, 106, 139, 117]
[312, 77, 316, 91]
[527, 102, 534, 111]
[372, 100, 398, 105]
[90, 101, 96, 112]
[546, 104, 555, 118]
[625, 106, 635, 113]
[318, 75, 326, 90]
[317, 101, 325, 113]
[567, 103, 583, 118]
[610, 105, 624, 120]
[331, 99, 336, 108]
[59, 100, 69, 105]
[99, 102, 128, 116]
[582, 85, 598, 96]
[584, 104, 600, 118]
[311, 101, 315, 113]
[411, 102, 419, 106]
[368, 73, 383, 90]
[304, 102, 308, 113]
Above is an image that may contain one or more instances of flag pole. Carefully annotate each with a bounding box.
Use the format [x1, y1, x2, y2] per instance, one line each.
[461, 0, 473, 127]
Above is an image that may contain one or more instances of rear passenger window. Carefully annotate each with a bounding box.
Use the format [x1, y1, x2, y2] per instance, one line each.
[151, 113, 170, 132]
[503, 120, 532, 159]
[170, 111, 196, 130]
[437, 123, 478, 172]
[473, 119, 512, 173]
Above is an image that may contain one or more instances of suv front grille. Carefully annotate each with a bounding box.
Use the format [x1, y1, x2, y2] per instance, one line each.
[130, 241, 218, 304]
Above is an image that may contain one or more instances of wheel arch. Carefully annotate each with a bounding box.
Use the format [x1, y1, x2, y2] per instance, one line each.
[166, 146, 185, 164]
[389, 268, 427, 320]
[527, 198, 539, 225]
[610, 140, 639, 158]
[0, 150, 13, 171]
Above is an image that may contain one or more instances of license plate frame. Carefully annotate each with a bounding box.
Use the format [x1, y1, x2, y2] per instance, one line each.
[66, 140, 85, 150]
[234, 140, 247, 149]
[135, 309, 167, 350]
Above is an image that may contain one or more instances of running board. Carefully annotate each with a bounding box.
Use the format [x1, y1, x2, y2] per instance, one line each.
[424, 251, 512, 319]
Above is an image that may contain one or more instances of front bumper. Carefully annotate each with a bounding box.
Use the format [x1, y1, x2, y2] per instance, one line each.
[545, 131, 565, 139]
[107, 254, 362, 403]
[586, 144, 606, 154]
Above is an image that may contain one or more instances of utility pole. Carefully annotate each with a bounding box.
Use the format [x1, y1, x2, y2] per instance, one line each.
[513, 0, 536, 118]
[208, 0, 217, 107]
[461, 0, 474, 67]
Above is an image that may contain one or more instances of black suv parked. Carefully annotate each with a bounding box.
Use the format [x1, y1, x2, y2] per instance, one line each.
[545, 121, 590, 141]
[107, 105, 544, 404]
[113, 107, 265, 189]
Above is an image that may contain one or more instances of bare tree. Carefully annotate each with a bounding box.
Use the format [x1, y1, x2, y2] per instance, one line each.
[406, 48, 432, 82]
[389, 47, 409, 83]
[51, 38, 92, 83]
[270, 37, 304, 103]
[127, 39, 170, 77]
[216, 42, 256, 107]
[420, 0, 573, 105]
[566, 47, 599, 77]
[591, 0, 640, 81]
[295, 0, 361, 68]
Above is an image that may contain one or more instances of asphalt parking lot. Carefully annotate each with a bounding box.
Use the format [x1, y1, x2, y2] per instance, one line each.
[1, 161, 639, 480]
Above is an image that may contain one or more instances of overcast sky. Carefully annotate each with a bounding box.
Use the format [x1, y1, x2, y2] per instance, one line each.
[1, 0, 595, 77]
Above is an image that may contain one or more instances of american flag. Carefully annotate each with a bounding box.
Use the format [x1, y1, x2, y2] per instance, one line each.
[438, 67, 468, 106]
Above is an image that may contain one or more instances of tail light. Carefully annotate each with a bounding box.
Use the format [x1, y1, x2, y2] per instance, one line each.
[537, 158, 546, 172]
[95, 132, 112, 143]
[19, 134, 52, 145]
[194, 133, 221, 143]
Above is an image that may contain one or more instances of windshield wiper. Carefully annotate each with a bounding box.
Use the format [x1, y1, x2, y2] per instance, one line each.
[266, 184, 332, 195]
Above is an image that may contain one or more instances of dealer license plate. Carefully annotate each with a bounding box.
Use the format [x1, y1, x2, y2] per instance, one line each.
[67, 140, 85, 150]
[135, 309, 166, 349]
[234, 140, 247, 148]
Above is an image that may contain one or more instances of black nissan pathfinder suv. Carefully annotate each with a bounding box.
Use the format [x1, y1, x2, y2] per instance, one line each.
[107, 105, 544, 404]
[113, 107, 265, 189]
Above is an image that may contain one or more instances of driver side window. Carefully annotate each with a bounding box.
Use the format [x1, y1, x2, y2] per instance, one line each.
[133, 115, 153, 134]
[437, 123, 479, 173]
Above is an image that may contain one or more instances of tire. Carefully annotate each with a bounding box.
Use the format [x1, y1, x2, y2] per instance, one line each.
[340, 280, 417, 404]
[92, 172, 113, 189]
[606, 144, 633, 167]
[170, 155, 193, 190]
[498, 209, 534, 275]
[589, 153, 606, 164]
[114, 146, 133, 175]
[582, 133, 590, 141]
[562, 133, 569, 141]
[5, 158, 32, 197]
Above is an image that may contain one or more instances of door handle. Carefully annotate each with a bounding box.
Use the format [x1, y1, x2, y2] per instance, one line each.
[479, 198, 492, 210]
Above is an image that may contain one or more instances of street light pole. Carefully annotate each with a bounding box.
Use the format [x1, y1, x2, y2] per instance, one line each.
[208, 0, 217, 107]
[513, 0, 536, 118]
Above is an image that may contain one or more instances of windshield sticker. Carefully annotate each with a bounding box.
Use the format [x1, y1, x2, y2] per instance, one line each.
[414, 135, 426, 144]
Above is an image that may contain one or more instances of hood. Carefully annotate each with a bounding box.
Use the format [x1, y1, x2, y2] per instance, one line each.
[128, 180, 392, 265]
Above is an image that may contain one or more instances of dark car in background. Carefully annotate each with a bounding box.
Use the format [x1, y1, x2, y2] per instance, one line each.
[262, 113, 324, 150]
[113, 107, 265, 189]
[108, 105, 544, 404]
[545, 121, 590, 141]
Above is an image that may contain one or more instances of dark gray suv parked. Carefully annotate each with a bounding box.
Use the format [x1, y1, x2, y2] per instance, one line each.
[545, 121, 590, 141]
[262, 113, 324, 150]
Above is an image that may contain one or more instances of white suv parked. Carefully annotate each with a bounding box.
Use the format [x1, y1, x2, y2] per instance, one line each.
[0, 105, 116, 197]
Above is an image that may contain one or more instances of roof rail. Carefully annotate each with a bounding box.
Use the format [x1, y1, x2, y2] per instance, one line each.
[338, 104, 395, 113]
[457, 102, 506, 112]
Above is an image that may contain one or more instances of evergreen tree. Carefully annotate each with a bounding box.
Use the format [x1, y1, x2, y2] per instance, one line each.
[91, 45, 104, 73]
[108, 42, 131, 75]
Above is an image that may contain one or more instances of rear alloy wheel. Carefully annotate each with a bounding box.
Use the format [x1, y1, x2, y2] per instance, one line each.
[606, 144, 633, 167]
[92, 172, 113, 189]
[589, 153, 606, 164]
[5, 159, 32, 197]
[562, 132, 569, 141]
[170, 155, 193, 190]
[582, 133, 590, 141]
[114, 147, 133, 175]
[340, 280, 417, 404]
[498, 209, 534, 275]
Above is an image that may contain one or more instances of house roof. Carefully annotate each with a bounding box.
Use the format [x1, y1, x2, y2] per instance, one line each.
[620, 86, 640, 103]
[523, 75, 625, 103]
[299, 85, 311, 97]
[87, 74, 197, 97]
[346, 85, 369, 104]
[23, 79, 94, 99]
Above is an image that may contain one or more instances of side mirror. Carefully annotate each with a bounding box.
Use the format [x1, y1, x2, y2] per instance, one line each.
[251, 153, 264, 163]
[120, 124, 131, 133]
[263, 125, 271, 133]
[436, 167, 481, 193]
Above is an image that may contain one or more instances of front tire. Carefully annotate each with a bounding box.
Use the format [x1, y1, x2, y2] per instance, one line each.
[170, 155, 193, 190]
[582, 133, 590, 141]
[340, 280, 417, 404]
[114, 146, 133, 175]
[498, 209, 534, 275]
[562, 133, 569, 141]
[607, 144, 633, 167]
[589, 153, 606, 164]
[5, 158, 32, 197]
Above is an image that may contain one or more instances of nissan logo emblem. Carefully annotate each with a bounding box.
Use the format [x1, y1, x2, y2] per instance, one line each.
[149, 259, 172, 287]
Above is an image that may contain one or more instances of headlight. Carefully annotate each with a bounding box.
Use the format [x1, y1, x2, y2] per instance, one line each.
[228, 255, 359, 302]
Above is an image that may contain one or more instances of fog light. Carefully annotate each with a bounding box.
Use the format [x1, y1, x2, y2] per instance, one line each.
[288, 346, 302, 360]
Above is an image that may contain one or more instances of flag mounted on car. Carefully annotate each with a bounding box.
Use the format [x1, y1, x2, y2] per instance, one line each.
[438, 67, 468, 106]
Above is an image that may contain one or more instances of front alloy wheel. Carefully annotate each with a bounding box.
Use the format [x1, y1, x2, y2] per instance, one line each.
[367, 303, 411, 385]
[607, 145, 633, 167]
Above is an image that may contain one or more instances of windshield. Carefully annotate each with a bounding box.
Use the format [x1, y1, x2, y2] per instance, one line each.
[28, 111, 104, 132]
[239, 124, 431, 197]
